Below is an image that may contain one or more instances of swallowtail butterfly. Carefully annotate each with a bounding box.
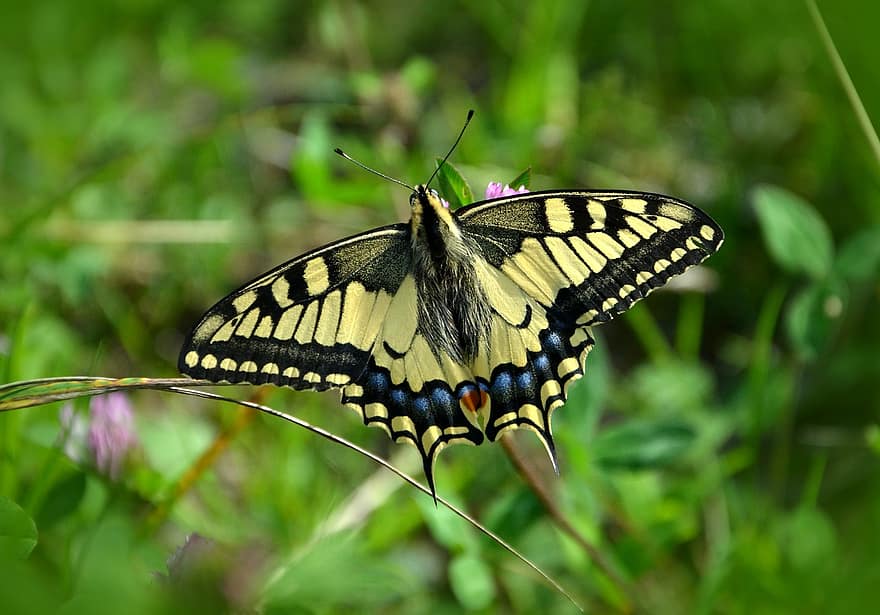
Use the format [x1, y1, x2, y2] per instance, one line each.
[179, 116, 723, 497]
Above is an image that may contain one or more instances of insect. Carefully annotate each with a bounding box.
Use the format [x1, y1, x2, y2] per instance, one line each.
[179, 112, 724, 497]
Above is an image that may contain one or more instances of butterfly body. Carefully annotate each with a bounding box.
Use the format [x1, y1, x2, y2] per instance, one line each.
[180, 184, 723, 496]
[410, 185, 492, 364]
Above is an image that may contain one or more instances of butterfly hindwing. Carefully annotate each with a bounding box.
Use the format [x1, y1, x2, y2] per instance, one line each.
[338, 276, 485, 495]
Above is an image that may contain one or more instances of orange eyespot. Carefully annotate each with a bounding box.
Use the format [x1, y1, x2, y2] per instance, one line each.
[459, 388, 488, 413]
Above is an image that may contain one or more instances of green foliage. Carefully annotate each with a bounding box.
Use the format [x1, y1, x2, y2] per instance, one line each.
[2, 0, 879, 612]
[434, 160, 474, 209]
[753, 185, 834, 279]
[508, 167, 532, 191]
[0, 497, 37, 559]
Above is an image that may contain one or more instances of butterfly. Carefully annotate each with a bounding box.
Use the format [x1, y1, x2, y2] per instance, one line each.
[179, 120, 724, 498]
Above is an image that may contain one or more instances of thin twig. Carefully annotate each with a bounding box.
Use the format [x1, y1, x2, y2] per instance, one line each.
[500, 435, 632, 612]
[806, 0, 880, 167]
[0, 376, 584, 612]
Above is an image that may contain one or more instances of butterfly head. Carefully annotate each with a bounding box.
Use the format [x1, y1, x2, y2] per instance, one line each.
[409, 184, 463, 251]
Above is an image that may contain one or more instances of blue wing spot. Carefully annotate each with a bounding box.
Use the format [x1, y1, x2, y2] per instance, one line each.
[365, 370, 390, 395]
[544, 330, 565, 354]
[430, 385, 454, 407]
[517, 370, 536, 396]
[533, 353, 550, 372]
[490, 371, 515, 405]
[390, 388, 408, 407]
[412, 395, 430, 416]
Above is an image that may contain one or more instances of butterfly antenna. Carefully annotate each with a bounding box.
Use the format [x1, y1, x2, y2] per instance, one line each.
[334, 148, 415, 191]
[426, 109, 474, 188]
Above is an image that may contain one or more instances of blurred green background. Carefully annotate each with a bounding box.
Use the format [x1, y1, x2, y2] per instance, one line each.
[2, 0, 879, 612]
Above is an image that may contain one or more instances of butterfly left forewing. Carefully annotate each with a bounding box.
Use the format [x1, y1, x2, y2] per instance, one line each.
[459, 190, 723, 326]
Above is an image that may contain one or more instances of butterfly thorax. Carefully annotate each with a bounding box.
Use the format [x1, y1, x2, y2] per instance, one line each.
[409, 185, 492, 364]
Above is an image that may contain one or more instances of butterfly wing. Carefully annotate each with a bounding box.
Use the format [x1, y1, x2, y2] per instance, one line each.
[338, 287, 486, 497]
[179, 224, 485, 495]
[459, 190, 724, 462]
[179, 225, 412, 390]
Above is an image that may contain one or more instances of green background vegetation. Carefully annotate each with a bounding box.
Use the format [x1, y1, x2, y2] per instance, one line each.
[2, 0, 879, 612]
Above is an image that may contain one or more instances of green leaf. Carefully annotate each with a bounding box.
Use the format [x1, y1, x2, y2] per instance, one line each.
[449, 553, 496, 610]
[594, 419, 695, 470]
[780, 507, 836, 572]
[508, 166, 531, 190]
[866, 424, 880, 456]
[625, 360, 714, 416]
[434, 159, 473, 208]
[752, 185, 834, 278]
[0, 496, 38, 559]
[416, 496, 478, 553]
[834, 226, 880, 281]
[785, 278, 846, 361]
[36, 472, 87, 528]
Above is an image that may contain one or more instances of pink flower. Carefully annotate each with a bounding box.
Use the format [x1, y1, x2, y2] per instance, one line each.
[87, 392, 138, 480]
[485, 182, 529, 200]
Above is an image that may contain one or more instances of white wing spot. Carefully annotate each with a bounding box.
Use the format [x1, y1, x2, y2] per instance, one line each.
[619, 198, 647, 214]
[700, 224, 716, 241]
[294, 302, 319, 343]
[232, 291, 258, 313]
[686, 236, 702, 251]
[314, 290, 342, 346]
[271, 276, 294, 308]
[587, 200, 607, 228]
[235, 308, 260, 337]
[304, 257, 330, 296]
[654, 258, 672, 273]
[627, 215, 658, 239]
[325, 373, 351, 385]
[274, 305, 303, 340]
[184, 351, 199, 368]
[239, 361, 258, 373]
[200, 354, 218, 369]
[545, 198, 574, 233]
[670, 247, 688, 262]
[588, 232, 625, 259]
[557, 357, 581, 379]
[365, 402, 389, 420]
[601, 297, 618, 311]
[568, 236, 607, 273]
[651, 216, 683, 232]
[617, 229, 641, 248]
[220, 358, 237, 371]
[254, 315, 274, 338]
